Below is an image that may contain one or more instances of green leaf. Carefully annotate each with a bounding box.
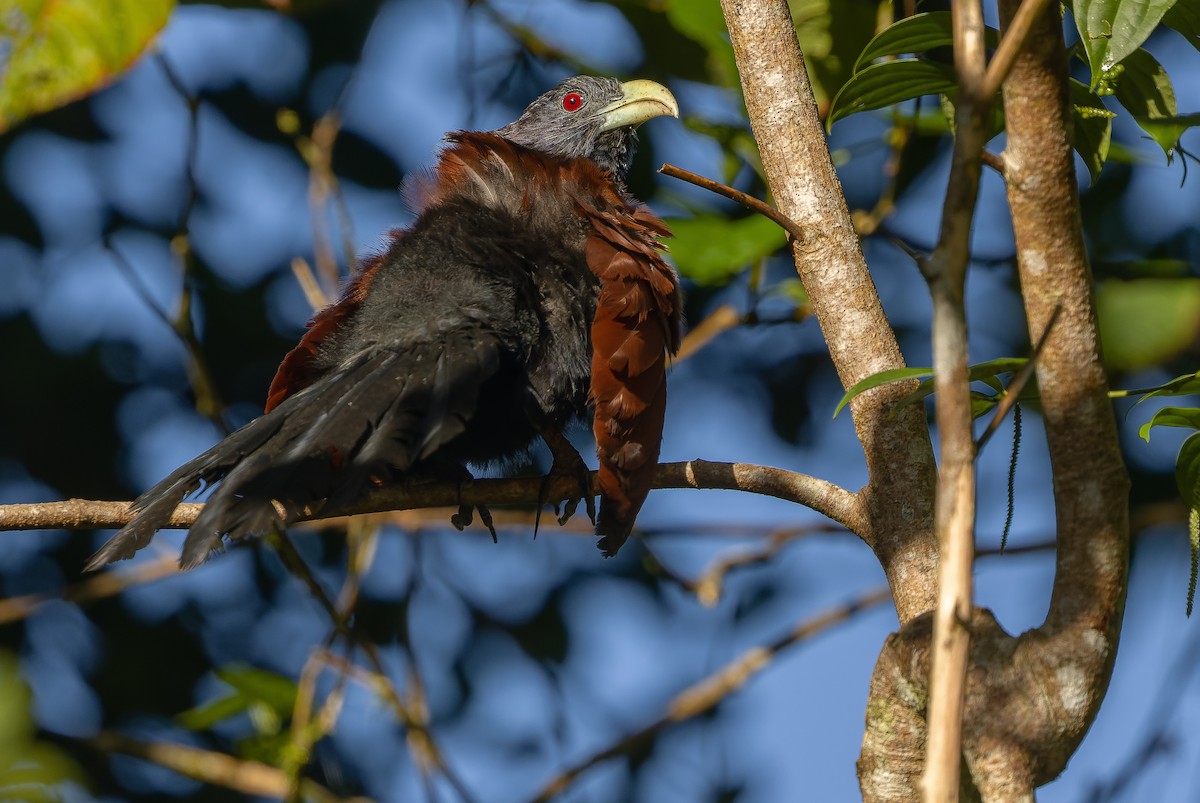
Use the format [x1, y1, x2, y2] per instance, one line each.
[827, 59, 958, 129]
[177, 692, 255, 731]
[1071, 0, 1177, 87]
[1112, 370, 1200, 404]
[666, 214, 788, 286]
[892, 357, 1029, 413]
[1070, 78, 1115, 182]
[1178, 432, 1200, 504]
[793, 0, 881, 108]
[179, 665, 298, 731]
[970, 391, 1001, 419]
[1097, 278, 1200, 371]
[0, 652, 81, 796]
[852, 11, 1000, 72]
[1138, 406, 1200, 441]
[216, 665, 298, 716]
[833, 367, 934, 418]
[1110, 47, 1189, 156]
[1131, 113, 1200, 159]
[0, 0, 175, 133]
[1162, 0, 1200, 53]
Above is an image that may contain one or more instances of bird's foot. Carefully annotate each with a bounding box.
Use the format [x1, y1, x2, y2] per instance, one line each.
[443, 467, 498, 543]
[535, 429, 597, 536]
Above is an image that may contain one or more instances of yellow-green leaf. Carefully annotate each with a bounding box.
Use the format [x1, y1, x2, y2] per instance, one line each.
[1138, 406, 1200, 442]
[667, 214, 788, 286]
[1097, 278, 1200, 371]
[0, 0, 175, 133]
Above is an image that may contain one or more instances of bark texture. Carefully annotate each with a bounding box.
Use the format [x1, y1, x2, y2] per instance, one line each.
[860, 4, 1130, 799]
[719, 0, 938, 624]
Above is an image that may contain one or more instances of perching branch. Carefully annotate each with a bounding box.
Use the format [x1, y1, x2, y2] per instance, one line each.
[0, 460, 864, 541]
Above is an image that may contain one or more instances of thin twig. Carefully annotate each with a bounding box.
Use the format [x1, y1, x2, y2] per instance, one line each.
[531, 586, 891, 802]
[269, 533, 478, 803]
[0, 554, 179, 625]
[689, 523, 844, 607]
[922, 0, 990, 799]
[86, 730, 368, 803]
[975, 303, 1062, 451]
[154, 52, 229, 433]
[659, 163, 805, 241]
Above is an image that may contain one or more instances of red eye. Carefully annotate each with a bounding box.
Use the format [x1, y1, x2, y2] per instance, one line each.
[562, 92, 584, 112]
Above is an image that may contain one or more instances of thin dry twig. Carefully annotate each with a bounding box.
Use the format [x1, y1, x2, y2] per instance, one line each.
[269, 533, 478, 803]
[659, 163, 805, 241]
[975, 304, 1062, 451]
[921, 1, 990, 798]
[86, 730, 368, 803]
[0, 554, 179, 625]
[531, 586, 891, 802]
[689, 523, 845, 607]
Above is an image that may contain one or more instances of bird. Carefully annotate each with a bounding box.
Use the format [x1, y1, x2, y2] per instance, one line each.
[86, 76, 682, 571]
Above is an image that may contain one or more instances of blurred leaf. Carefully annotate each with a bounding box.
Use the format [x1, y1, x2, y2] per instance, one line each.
[1110, 47, 1193, 156]
[667, 214, 788, 286]
[0, 652, 81, 799]
[236, 730, 295, 767]
[1097, 278, 1200, 371]
[177, 693, 254, 731]
[853, 12, 1000, 72]
[217, 665, 298, 714]
[1139, 405, 1200, 441]
[0, 652, 33, 753]
[0, 0, 175, 133]
[1163, 0, 1200, 52]
[609, 0, 714, 84]
[1070, 78, 1115, 182]
[1071, 0, 1176, 87]
[970, 391, 1001, 419]
[179, 665, 297, 731]
[664, 0, 738, 86]
[767, 278, 810, 308]
[833, 367, 933, 418]
[828, 59, 957, 129]
[1094, 258, 1194, 278]
[794, 0, 883, 109]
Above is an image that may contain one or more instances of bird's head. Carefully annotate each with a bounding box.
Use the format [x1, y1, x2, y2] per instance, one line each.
[495, 76, 679, 182]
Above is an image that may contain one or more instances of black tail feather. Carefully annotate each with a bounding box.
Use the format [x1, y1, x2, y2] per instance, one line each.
[87, 327, 505, 570]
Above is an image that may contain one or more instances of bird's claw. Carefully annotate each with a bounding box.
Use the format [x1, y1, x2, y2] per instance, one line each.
[449, 473, 498, 543]
[534, 435, 596, 535]
[450, 502, 498, 543]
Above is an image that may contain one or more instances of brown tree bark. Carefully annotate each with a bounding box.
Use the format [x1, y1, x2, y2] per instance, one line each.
[718, 0, 939, 625]
[860, 3, 1130, 800]
[719, 0, 1129, 799]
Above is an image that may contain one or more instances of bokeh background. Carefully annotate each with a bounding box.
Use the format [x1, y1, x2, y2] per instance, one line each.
[2, 0, 1200, 800]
